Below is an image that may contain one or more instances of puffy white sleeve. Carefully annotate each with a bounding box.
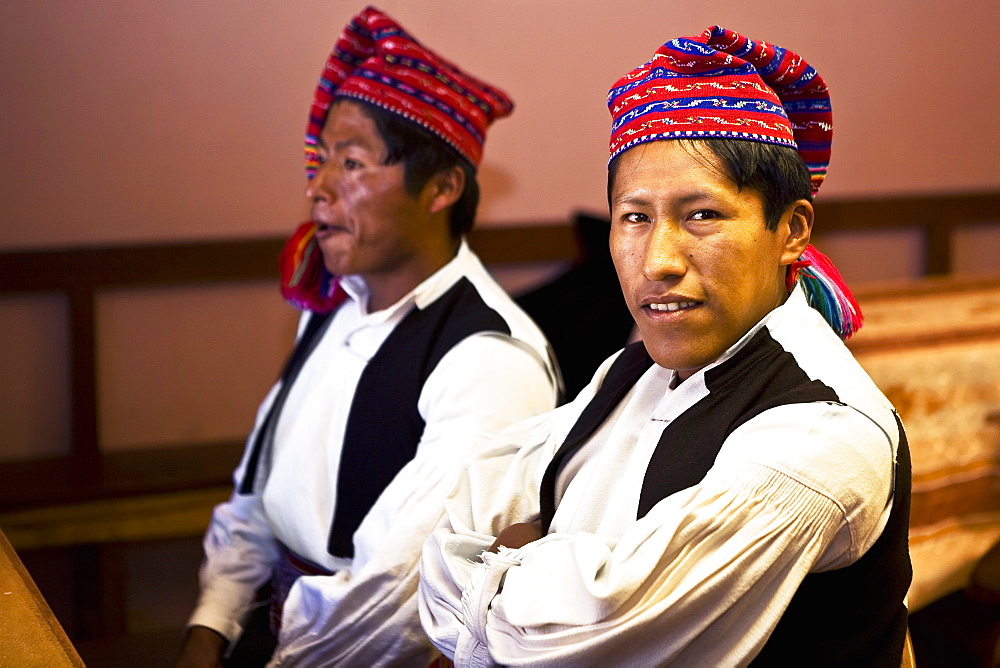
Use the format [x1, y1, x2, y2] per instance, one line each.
[423, 401, 895, 666]
[418, 358, 613, 660]
[268, 333, 558, 667]
[187, 385, 284, 642]
[188, 313, 315, 642]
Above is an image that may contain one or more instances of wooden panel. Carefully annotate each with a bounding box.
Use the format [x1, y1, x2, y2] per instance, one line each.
[67, 286, 99, 465]
[469, 224, 579, 263]
[812, 192, 999, 231]
[0, 192, 996, 295]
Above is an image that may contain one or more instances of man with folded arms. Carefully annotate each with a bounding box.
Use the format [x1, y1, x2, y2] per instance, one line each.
[419, 26, 910, 666]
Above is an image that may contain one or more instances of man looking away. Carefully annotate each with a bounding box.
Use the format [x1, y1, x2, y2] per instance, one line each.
[178, 7, 558, 666]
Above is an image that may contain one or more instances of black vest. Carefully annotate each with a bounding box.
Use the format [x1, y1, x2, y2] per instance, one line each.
[239, 278, 511, 560]
[540, 333, 911, 666]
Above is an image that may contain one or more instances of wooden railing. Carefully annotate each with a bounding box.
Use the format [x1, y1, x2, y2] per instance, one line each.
[1, 191, 998, 510]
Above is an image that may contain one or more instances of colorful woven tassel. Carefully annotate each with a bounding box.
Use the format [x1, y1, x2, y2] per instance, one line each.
[785, 245, 863, 339]
[279, 222, 347, 313]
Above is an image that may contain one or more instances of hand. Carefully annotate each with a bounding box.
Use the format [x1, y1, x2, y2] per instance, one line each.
[175, 625, 226, 668]
[488, 521, 542, 553]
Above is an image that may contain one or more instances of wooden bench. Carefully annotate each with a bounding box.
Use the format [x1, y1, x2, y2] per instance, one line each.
[848, 275, 1000, 611]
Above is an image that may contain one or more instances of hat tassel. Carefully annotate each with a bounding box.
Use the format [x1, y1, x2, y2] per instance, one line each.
[786, 245, 863, 339]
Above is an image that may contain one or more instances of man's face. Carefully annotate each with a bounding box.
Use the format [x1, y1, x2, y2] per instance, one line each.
[610, 140, 809, 378]
[306, 100, 437, 286]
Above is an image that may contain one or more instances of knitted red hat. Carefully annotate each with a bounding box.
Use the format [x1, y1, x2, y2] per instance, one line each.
[304, 5, 514, 174]
[284, 7, 514, 313]
[608, 25, 832, 194]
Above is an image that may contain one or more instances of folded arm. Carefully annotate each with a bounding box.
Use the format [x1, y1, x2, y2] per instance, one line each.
[421, 402, 895, 666]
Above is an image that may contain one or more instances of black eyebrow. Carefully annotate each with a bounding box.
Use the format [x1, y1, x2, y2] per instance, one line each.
[333, 138, 368, 151]
[614, 194, 653, 208]
[315, 137, 374, 154]
[613, 190, 717, 208]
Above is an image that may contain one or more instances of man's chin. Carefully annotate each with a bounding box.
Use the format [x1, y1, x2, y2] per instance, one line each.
[642, 342, 716, 377]
[317, 244, 351, 277]
[319, 255, 350, 277]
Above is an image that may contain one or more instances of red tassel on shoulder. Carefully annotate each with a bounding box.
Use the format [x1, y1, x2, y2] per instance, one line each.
[279, 222, 347, 313]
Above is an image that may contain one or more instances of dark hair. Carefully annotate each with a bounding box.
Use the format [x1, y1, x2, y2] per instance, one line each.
[608, 138, 813, 231]
[352, 99, 479, 239]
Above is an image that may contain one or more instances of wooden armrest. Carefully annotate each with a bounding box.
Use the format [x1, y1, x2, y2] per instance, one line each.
[0, 529, 84, 665]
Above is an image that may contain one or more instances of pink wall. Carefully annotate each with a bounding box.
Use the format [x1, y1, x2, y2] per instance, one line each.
[2, 1, 999, 463]
[2, 0, 998, 251]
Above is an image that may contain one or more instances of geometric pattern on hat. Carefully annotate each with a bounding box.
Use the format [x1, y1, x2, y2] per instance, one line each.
[305, 5, 514, 175]
[608, 25, 832, 193]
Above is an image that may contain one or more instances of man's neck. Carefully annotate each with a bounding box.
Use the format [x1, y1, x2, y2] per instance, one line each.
[363, 241, 460, 312]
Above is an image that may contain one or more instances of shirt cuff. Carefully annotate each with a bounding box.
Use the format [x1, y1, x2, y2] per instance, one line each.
[187, 585, 254, 644]
[456, 550, 521, 665]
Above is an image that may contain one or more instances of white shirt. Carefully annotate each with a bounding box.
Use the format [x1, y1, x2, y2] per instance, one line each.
[189, 241, 559, 666]
[419, 286, 900, 666]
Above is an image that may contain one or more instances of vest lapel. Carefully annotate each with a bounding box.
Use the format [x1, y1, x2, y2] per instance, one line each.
[637, 328, 838, 517]
[238, 308, 336, 495]
[327, 278, 510, 557]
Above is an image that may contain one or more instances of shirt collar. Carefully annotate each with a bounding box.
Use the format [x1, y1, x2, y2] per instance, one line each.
[338, 239, 473, 317]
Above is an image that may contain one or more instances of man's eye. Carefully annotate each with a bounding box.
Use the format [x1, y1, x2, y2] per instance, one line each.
[622, 212, 649, 223]
[689, 210, 719, 221]
[344, 158, 363, 170]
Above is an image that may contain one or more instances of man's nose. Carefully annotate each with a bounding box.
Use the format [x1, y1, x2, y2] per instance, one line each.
[305, 164, 334, 202]
[643, 223, 687, 281]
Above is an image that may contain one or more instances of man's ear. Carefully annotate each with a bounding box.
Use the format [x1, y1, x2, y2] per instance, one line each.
[427, 165, 466, 215]
[779, 199, 814, 265]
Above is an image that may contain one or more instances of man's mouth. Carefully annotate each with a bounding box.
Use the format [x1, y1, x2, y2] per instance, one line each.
[646, 301, 699, 312]
[314, 221, 344, 237]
